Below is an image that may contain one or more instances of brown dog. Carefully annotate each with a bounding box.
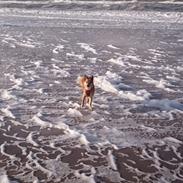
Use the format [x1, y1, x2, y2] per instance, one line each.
[79, 75, 95, 110]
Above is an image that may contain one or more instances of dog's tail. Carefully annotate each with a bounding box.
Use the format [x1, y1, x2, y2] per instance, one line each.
[76, 76, 81, 85]
[77, 76, 85, 87]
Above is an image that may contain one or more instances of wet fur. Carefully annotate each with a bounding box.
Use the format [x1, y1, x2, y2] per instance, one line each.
[79, 75, 95, 110]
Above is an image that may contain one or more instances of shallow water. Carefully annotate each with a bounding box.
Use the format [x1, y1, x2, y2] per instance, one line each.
[0, 3, 183, 183]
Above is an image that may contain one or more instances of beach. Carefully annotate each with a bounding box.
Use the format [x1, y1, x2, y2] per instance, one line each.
[0, 1, 183, 182]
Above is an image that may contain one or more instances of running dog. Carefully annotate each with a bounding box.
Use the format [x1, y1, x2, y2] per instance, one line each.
[79, 75, 95, 110]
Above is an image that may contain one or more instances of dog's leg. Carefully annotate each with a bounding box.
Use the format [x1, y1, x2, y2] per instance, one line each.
[88, 97, 93, 110]
[81, 95, 86, 108]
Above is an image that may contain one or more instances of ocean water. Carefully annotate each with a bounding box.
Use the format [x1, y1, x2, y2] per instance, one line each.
[0, 1, 183, 183]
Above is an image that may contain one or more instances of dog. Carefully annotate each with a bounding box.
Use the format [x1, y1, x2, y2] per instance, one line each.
[79, 75, 95, 110]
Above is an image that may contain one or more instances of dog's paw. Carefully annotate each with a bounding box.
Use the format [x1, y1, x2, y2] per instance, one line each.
[89, 106, 93, 111]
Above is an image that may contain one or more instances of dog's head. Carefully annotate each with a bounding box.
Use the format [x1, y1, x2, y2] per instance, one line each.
[83, 75, 94, 89]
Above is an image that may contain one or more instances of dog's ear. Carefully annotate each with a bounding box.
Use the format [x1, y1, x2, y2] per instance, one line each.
[83, 75, 87, 80]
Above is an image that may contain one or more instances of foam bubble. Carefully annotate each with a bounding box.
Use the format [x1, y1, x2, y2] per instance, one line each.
[52, 44, 64, 54]
[67, 108, 83, 118]
[88, 57, 97, 64]
[34, 60, 42, 68]
[66, 52, 84, 60]
[108, 57, 126, 67]
[107, 44, 120, 49]
[77, 43, 97, 54]
[1, 90, 14, 100]
[79, 134, 90, 146]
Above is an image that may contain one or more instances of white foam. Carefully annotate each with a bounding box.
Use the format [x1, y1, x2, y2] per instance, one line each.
[66, 52, 84, 60]
[0, 174, 19, 183]
[26, 151, 52, 177]
[11, 119, 23, 126]
[26, 132, 39, 147]
[97, 126, 126, 147]
[75, 170, 96, 183]
[45, 159, 70, 178]
[125, 54, 141, 62]
[34, 60, 42, 68]
[4, 36, 39, 49]
[0, 118, 5, 128]
[95, 71, 151, 101]
[12, 77, 23, 87]
[52, 45, 64, 54]
[52, 120, 92, 148]
[2, 37, 16, 48]
[107, 44, 120, 49]
[177, 66, 183, 72]
[5, 74, 23, 89]
[3, 133, 24, 141]
[1, 107, 15, 119]
[54, 81, 61, 84]
[143, 99, 183, 111]
[107, 150, 117, 170]
[166, 75, 180, 81]
[71, 102, 80, 109]
[15, 41, 35, 48]
[67, 108, 83, 118]
[119, 89, 151, 101]
[95, 71, 126, 93]
[171, 145, 182, 159]
[60, 38, 68, 43]
[0, 142, 16, 160]
[17, 143, 27, 156]
[32, 113, 53, 128]
[108, 57, 126, 67]
[143, 78, 175, 92]
[52, 64, 60, 70]
[95, 75, 118, 93]
[164, 137, 183, 144]
[0, 115, 4, 120]
[108, 54, 141, 67]
[1, 90, 14, 100]
[88, 57, 97, 64]
[139, 124, 156, 132]
[79, 134, 90, 146]
[77, 43, 97, 54]
[43, 116, 81, 139]
[52, 64, 70, 77]
[37, 88, 43, 94]
[0, 174, 9, 183]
